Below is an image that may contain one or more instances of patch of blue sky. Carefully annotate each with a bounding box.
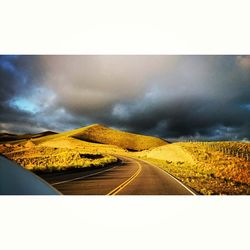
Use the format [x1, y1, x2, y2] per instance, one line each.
[8, 84, 57, 115]
[9, 97, 40, 114]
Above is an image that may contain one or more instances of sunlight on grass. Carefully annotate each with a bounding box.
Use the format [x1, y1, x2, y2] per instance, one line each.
[1, 144, 118, 172]
[135, 142, 250, 195]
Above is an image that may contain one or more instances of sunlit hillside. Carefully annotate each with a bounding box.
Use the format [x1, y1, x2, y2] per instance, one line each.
[136, 142, 250, 194]
[39, 136, 127, 155]
[0, 124, 167, 172]
[136, 144, 195, 164]
[0, 139, 118, 172]
[1, 124, 167, 172]
[15, 124, 167, 151]
[71, 124, 167, 151]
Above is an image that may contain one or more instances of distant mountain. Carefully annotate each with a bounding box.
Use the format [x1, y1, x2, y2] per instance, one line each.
[0, 131, 57, 143]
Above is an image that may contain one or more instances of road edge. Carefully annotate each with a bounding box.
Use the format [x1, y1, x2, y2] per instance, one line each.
[124, 155, 198, 195]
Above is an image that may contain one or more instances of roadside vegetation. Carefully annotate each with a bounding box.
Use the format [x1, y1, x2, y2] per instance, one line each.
[137, 142, 250, 195]
[0, 144, 118, 173]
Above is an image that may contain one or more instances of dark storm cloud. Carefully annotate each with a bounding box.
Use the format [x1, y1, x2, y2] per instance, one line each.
[0, 55, 84, 133]
[0, 55, 36, 133]
[0, 55, 250, 140]
[87, 56, 250, 140]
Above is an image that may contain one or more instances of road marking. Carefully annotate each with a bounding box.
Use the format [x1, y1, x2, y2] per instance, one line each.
[107, 161, 142, 195]
[138, 158, 197, 195]
[51, 165, 117, 186]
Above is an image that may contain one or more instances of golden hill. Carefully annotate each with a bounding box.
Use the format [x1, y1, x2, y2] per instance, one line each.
[71, 124, 167, 151]
[136, 144, 195, 164]
[29, 124, 167, 151]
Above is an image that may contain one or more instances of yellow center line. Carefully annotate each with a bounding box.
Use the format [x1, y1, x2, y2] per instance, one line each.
[107, 161, 142, 195]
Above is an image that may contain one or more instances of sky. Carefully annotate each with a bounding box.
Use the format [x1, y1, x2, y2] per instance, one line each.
[0, 55, 250, 141]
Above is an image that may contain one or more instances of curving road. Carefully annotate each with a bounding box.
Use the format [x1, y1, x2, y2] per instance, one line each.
[38, 155, 196, 195]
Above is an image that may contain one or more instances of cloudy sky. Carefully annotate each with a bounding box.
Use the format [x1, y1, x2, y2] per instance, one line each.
[0, 55, 250, 141]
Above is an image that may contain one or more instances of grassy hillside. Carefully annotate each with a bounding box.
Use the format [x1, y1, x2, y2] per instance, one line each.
[2, 145, 118, 172]
[22, 124, 102, 145]
[24, 124, 167, 151]
[0, 124, 167, 172]
[136, 144, 194, 163]
[136, 142, 250, 194]
[0, 137, 119, 172]
[39, 136, 127, 155]
[72, 124, 167, 151]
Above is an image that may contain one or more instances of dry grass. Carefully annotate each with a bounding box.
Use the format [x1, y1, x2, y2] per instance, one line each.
[135, 144, 194, 163]
[136, 142, 250, 195]
[11, 124, 167, 151]
[71, 124, 167, 151]
[39, 136, 126, 155]
[1, 142, 118, 172]
[178, 142, 250, 184]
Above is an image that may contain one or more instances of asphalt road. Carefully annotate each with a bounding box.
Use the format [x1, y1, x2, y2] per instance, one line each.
[39, 155, 196, 195]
